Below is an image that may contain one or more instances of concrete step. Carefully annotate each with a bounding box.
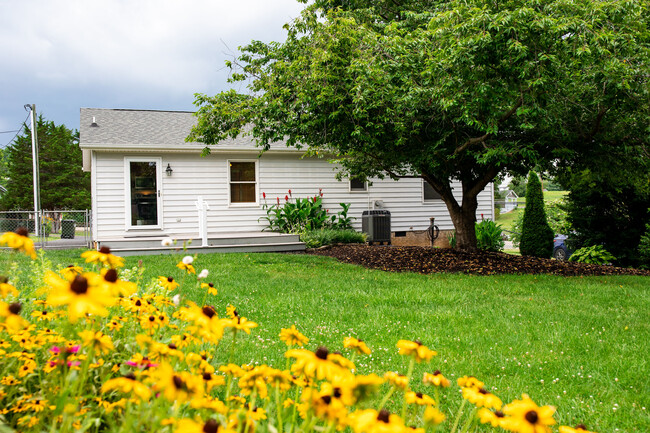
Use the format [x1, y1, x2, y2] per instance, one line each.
[97, 233, 301, 249]
[108, 241, 305, 256]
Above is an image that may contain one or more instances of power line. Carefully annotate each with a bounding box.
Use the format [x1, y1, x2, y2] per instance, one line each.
[1, 112, 31, 148]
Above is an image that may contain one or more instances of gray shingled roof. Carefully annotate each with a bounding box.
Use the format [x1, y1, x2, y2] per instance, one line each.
[80, 108, 200, 146]
[79, 108, 274, 149]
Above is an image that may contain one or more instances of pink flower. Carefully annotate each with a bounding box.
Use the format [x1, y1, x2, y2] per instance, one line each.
[67, 345, 80, 354]
[50, 346, 61, 354]
[313, 196, 317, 203]
[481, 213, 484, 220]
[67, 361, 81, 367]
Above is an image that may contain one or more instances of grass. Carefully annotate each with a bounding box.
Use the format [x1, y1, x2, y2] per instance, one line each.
[1, 248, 649, 431]
[497, 190, 569, 234]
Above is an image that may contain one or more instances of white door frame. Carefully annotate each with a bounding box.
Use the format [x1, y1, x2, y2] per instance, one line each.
[124, 156, 164, 230]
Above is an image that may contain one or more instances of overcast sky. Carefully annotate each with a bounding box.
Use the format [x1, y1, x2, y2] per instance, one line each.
[0, 0, 305, 145]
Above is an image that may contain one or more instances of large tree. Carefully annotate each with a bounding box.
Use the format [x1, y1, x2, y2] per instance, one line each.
[0, 116, 90, 211]
[189, 0, 649, 251]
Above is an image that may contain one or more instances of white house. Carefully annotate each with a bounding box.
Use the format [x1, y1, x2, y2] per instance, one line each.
[79, 108, 495, 254]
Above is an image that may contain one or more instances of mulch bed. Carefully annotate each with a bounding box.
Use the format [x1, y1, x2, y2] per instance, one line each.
[307, 245, 650, 276]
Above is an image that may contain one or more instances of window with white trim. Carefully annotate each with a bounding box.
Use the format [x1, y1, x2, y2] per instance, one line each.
[229, 161, 257, 204]
[423, 180, 442, 202]
[349, 177, 367, 192]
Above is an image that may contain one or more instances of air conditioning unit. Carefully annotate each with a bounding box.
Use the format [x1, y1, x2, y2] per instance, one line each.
[362, 210, 391, 245]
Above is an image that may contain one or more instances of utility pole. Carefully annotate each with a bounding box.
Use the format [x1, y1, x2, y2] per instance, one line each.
[26, 104, 41, 236]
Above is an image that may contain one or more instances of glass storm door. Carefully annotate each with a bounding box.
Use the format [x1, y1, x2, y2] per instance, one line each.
[128, 160, 161, 227]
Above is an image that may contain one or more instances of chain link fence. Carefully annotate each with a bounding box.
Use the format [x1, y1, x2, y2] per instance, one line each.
[0, 210, 92, 251]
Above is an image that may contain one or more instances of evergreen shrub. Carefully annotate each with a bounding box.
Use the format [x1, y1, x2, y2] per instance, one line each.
[519, 172, 554, 258]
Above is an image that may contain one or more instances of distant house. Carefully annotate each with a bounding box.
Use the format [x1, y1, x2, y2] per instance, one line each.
[79, 108, 495, 254]
[504, 190, 519, 213]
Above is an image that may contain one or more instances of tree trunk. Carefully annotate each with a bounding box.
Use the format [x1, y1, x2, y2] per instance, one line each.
[446, 194, 479, 252]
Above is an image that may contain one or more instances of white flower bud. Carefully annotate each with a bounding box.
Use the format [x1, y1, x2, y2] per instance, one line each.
[182, 255, 194, 265]
[161, 237, 174, 247]
[198, 269, 209, 279]
[172, 294, 181, 306]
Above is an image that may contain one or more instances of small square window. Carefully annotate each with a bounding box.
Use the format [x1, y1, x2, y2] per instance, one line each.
[423, 180, 441, 201]
[350, 178, 367, 192]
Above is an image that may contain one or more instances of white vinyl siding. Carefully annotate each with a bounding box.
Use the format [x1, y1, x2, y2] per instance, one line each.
[92, 151, 494, 240]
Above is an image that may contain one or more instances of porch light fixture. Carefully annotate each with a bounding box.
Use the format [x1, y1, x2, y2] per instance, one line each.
[165, 163, 173, 176]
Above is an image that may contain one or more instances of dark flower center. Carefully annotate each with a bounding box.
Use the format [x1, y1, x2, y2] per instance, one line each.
[159, 315, 165, 321]
[525, 410, 539, 424]
[377, 409, 390, 423]
[148, 316, 155, 322]
[124, 373, 136, 380]
[495, 411, 505, 418]
[203, 419, 220, 433]
[42, 311, 47, 315]
[172, 375, 186, 390]
[99, 246, 111, 254]
[8, 303, 21, 315]
[576, 425, 587, 430]
[433, 370, 441, 375]
[135, 300, 142, 306]
[0, 275, 8, 283]
[104, 269, 118, 283]
[414, 340, 423, 345]
[203, 372, 212, 381]
[320, 395, 332, 405]
[333, 388, 342, 398]
[167, 276, 174, 283]
[15, 227, 28, 237]
[208, 283, 214, 287]
[479, 388, 489, 395]
[416, 392, 423, 398]
[168, 343, 177, 350]
[202, 306, 216, 318]
[70, 276, 89, 294]
[315, 346, 329, 360]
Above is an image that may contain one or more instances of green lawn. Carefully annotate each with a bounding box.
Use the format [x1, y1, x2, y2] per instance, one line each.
[1, 249, 648, 431]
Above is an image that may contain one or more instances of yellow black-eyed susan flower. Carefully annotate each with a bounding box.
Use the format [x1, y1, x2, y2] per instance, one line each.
[423, 370, 450, 387]
[44, 272, 115, 323]
[81, 246, 124, 268]
[158, 276, 180, 291]
[384, 371, 409, 389]
[0, 228, 36, 259]
[478, 408, 506, 428]
[78, 330, 114, 355]
[424, 406, 446, 425]
[59, 265, 83, 281]
[462, 387, 503, 410]
[502, 394, 556, 433]
[405, 391, 436, 406]
[349, 408, 407, 433]
[344, 336, 371, 355]
[101, 373, 152, 401]
[0, 276, 18, 298]
[286, 347, 344, 381]
[558, 425, 596, 433]
[201, 282, 218, 296]
[397, 340, 436, 363]
[279, 325, 309, 347]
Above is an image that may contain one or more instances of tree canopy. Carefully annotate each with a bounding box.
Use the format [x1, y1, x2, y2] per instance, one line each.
[0, 116, 90, 211]
[189, 0, 650, 251]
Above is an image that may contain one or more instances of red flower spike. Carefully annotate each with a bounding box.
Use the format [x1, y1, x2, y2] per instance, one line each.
[277, 197, 280, 205]
[288, 189, 292, 196]
[285, 195, 289, 201]
[262, 192, 266, 199]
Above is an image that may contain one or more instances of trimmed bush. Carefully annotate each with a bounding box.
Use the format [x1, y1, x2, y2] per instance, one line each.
[519, 172, 554, 258]
[301, 228, 366, 248]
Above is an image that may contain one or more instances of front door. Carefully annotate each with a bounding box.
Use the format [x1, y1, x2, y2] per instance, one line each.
[126, 158, 162, 229]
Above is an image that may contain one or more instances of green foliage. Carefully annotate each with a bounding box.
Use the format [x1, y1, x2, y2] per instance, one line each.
[557, 143, 650, 266]
[260, 192, 353, 233]
[0, 115, 90, 210]
[189, 0, 650, 252]
[520, 172, 554, 258]
[569, 245, 616, 265]
[508, 175, 527, 198]
[511, 199, 571, 247]
[475, 219, 505, 252]
[638, 220, 650, 268]
[300, 228, 366, 248]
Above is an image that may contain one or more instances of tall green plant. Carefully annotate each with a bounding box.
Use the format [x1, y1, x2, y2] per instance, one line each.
[259, 191, 353, 233]
[520, 173, 554, 258]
